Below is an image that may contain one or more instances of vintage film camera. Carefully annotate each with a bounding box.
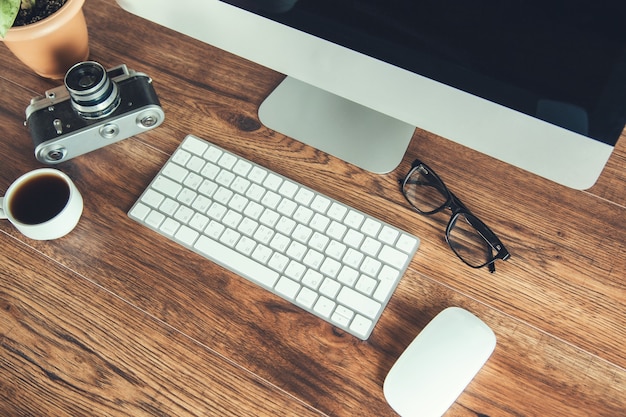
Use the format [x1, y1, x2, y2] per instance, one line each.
[25, 61, 164, 164]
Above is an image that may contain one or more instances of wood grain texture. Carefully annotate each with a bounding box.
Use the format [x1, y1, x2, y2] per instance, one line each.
[0, 239, 323, 417]
[1, 1, 624, 415]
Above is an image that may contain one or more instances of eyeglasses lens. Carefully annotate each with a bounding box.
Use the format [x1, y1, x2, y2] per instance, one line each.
[404, 166, 448, 213]
[447, 213, 495, 268]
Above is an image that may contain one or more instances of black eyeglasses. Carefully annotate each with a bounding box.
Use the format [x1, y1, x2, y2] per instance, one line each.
[399, 159, 510, 272]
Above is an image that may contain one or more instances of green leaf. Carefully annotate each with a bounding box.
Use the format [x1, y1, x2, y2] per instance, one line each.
[0, 0, 21, 38]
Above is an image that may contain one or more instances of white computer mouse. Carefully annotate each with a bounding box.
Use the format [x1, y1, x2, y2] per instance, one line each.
[383, 307, 496, 417]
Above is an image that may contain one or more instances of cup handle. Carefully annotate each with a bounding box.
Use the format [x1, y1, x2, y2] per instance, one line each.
[0, 197, 7, 220]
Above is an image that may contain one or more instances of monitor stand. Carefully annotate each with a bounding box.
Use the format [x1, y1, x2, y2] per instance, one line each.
[258, 77, 416, 173]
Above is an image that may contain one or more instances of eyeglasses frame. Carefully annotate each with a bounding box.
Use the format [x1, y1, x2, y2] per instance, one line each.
[399, 159, 510, 272]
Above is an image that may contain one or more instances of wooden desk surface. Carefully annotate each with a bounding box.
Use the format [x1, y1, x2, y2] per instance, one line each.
[1, 1, 624, 415]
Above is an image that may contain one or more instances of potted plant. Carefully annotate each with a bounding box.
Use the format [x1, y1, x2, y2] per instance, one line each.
[0, 0, 89, 79]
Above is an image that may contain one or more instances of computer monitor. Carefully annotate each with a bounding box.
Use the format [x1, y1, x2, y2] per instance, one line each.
[116, 0, 626, 190]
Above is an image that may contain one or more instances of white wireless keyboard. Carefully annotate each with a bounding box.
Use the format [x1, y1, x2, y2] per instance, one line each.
[129, 135, 420, 339]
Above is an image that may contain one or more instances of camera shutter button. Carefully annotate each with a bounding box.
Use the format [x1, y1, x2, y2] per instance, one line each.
[99, 123, 120, 139]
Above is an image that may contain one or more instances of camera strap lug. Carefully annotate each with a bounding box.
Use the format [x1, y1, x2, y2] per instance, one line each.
[53, 119, 64, 135]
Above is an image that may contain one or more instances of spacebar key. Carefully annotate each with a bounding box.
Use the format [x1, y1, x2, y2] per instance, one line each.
[194, 236, 280, 288]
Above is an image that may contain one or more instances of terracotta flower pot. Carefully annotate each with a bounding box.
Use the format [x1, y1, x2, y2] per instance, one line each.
[2, 0, 89, 79]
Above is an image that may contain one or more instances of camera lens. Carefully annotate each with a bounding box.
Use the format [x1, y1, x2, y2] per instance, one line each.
[65, 61, 121, 119]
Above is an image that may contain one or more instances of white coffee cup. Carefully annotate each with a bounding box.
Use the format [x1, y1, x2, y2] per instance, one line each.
[0, 168, 83, 240]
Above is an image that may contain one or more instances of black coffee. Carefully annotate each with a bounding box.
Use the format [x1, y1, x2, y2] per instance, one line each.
[9, 174, 70, 225]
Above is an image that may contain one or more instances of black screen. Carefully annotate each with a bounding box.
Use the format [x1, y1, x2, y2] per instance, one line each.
[223, 0, 626, 145]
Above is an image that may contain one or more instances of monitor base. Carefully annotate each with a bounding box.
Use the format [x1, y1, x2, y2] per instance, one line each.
[259, 77, 415, 173]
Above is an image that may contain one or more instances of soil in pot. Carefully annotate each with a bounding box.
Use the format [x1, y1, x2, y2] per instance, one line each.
[14, 0, 67, 26]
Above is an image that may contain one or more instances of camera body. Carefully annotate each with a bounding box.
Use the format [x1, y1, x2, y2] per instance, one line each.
[26, 62, 164, 164]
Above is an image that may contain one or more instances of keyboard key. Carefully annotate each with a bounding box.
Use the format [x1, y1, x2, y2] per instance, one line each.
[285, 261, 306, 281]
[296, 287, 318, 309]
[189, 213, 210, 231]
[361, 218, 382, 237]
[152, 175, 182, 198]
[268, 252, 289, 272]
[218, 152, 237, 170]
[302, 270, 323, 289]
[310, 213, 330, 232]
[293, 206, 314, 224]
[286, 241, 307, 261]
[313, 296, 336, 318]
[141, 189, 164, 208]
[343, 248, 364, 269]
[252, 244, 273, 264]
[303, 249, 324, 269]
[311, 195, 331, 213]
[337, 266, 359, 287]
[325, 240, 347, 260]
[163, 162, 189, 182]
[184, 172, 203, 189]
[201, 162, 220, 180]
[203, 145, 222, 162]
[236, 235, 256, 256]
[219, 228, 241, 248]
[360, 256, 382, 277]
[379, 225, 399, 245]
[160, 218, 180, 236]
[350, 315, 373, 339]
[172, 149, 191, 166]
[320, 257, 341, 278]
[327, 203, 347, 220]
[175, 225, 199, 246]
[278, 180, 298, 198]
[145, 210, 165, 228]
[397, 233, 419, 254]
[319, 278, 341, 298]
[129, 202, 151, 221]
[275, 216, 296, 235]
[248, 166, 267, 184]
[345, 210, 364, 229]
[294, 188, 314, 206]
[174, 205, 194, 223]
[160, 198, 179, 216]
[260, 209, 280, 227]
[337, 286, 381, 319]
[355, 275, 377, 295]
[216, 170, 235, 187]
[182, 135, 208, 155]
[233, 160, 252, 177]
[309, 232, 329, 251]
[344, 229, 364, 248]
[177, 188, 197, 205]
[205, 221, 225, 239]
[187, 155, 206, 172]
[198, 179, 218, 197]
[275, 277, 300, 299]
[361, 236, 382, 257]
[379, 245, 409, 268]
[263, 173, 283, 191]
[326, 221, 347, 241]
